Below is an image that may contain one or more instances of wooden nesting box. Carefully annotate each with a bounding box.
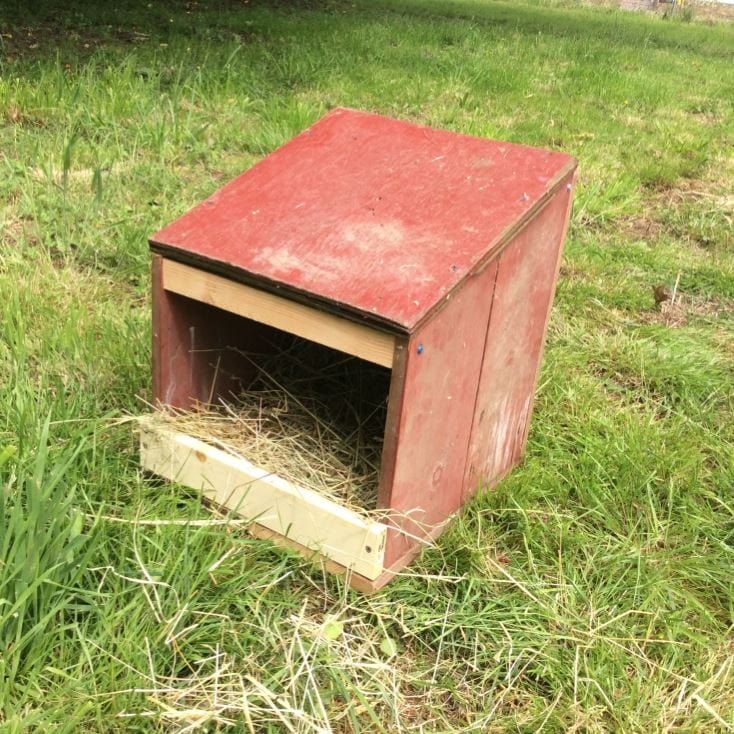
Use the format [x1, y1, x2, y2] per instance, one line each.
[141, 108, 576, 591]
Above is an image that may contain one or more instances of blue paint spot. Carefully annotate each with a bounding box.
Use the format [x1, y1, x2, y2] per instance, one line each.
[417, 343, 424, 355]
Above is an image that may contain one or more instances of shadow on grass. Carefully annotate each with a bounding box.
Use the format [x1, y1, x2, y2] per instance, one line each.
[2, 0, 733, 65]
[364, 0, 734, 58]
[0, 0, 323, 61]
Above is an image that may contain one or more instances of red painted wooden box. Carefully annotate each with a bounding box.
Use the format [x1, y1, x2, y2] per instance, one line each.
[141, 108, 576, 591]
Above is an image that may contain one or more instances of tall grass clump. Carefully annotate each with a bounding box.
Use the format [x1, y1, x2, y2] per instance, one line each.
[0, 418, 98, 698]
[0, 304, 99, 701]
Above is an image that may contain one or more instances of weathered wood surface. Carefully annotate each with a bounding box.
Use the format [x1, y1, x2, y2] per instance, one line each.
[152, 254, 262, 408]
[378, 259, 501, 567]
[377, 175, 575, 568]
[150, 108, 575, 332]
[463, 175, 574, 494]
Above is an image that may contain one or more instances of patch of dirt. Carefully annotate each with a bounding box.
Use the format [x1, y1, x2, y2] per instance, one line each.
[619, 212, 665, 241]
[0, 23, 152, 63]
[654, 181, 733, 248]
[2, 97, 49, 126]
[558, 263, 589, 281]
[655, 178, 734, 209]
[616, 174, 733, 248]
[639, 292, 733, 327]
[686, 106, 722, 126]
[1, 214, 39, 249]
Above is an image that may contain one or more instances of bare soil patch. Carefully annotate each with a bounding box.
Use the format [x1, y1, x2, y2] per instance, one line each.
[640, 292, 733, 327]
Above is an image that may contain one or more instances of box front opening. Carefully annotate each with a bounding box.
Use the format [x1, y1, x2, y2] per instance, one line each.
[158, 294, 392, 515]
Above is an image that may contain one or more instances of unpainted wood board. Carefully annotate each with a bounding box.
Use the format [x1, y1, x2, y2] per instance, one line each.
[246, 523, 380, 593]
[249, 504, 448, 593]
[463, 177, 574, 495]
[150, 108, 576, 331]
[162, 258, 396, 369]
[139, 420, 387, 580]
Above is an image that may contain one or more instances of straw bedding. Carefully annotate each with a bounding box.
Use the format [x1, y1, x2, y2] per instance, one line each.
[155, 335, 391, 513]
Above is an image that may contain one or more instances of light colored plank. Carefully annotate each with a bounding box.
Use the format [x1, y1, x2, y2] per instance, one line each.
[246, 523, 380, 593]
[162, 259, 396, 368]
[139, 420, 387, 580]
[250, 511, 449, 593]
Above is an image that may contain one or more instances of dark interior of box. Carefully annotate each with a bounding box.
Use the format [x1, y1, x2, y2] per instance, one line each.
[166, 295, 392, 511]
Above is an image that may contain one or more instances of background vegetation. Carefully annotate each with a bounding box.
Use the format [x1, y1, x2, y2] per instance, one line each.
[1, 0, 733, 730]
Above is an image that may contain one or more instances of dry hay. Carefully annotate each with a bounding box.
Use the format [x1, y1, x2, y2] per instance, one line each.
[154, 336, 391, 514]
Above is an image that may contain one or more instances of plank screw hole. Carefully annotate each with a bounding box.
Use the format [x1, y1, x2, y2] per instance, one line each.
[365, 546, 372, 553]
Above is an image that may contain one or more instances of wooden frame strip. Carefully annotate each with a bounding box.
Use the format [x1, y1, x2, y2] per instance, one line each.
[161, 258, 396, 368]
[139, 420, 387, 580]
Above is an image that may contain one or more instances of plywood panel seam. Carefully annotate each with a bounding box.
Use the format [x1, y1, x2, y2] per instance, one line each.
[514, 172, 576, 457]
[461, 258, 502, 496]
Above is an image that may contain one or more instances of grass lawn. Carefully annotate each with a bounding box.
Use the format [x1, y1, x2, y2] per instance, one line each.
[1, 0, 733, 730]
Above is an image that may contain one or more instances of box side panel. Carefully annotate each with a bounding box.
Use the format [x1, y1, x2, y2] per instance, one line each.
[152, 255, 261, 408]
[153, 254, 200, 407]
[380, 259, 500, 568]
[463, 175, 574, 496]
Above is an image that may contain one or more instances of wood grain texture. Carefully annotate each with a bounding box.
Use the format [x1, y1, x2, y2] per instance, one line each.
[246, 524, 382, 593]
[162, 258, 396, 368]
[379, 259, 501, 567]
[139, 420, 387, 580]
[462, 174, 574, 495]
[150, 108, 576, 331]
[152, 254, 209, 407]
[249, 513, 447, 593]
